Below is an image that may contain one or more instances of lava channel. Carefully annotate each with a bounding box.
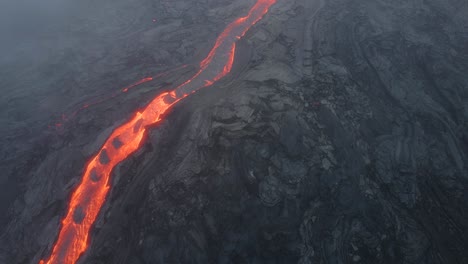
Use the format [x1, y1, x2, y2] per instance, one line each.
[51, 64, 189, 130]
[39, 0, 276, 264]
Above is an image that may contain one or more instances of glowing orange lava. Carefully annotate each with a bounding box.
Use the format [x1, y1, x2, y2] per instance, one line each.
[39, 1, 276, 263]
[51, 65, 189, 129]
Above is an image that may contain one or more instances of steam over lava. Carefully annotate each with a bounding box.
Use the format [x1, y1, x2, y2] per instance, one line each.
[39, 1, 276, 263]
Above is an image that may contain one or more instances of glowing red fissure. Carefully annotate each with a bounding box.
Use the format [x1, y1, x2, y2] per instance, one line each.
[52, 64, 190, 129]
[39, 1, 276, 264]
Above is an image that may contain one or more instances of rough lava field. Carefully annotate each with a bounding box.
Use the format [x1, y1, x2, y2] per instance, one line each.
[1, 0, 468, 263]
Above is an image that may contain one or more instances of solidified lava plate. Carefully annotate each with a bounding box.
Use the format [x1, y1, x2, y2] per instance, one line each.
[39, 1, 276, 263]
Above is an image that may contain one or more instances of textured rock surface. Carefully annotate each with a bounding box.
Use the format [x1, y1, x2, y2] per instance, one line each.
[1, 0, 468, 263]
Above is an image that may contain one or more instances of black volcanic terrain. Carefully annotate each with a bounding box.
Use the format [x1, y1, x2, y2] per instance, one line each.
[1, 0, 468, 263]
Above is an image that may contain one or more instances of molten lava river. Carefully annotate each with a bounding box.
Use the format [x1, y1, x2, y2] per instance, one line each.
[39, 0, 276, 263]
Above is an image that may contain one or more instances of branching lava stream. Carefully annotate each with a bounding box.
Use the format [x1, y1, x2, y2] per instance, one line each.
[39, 1, 276, 264]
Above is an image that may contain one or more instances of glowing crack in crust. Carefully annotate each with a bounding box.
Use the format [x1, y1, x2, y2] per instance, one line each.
[52, 64, 190, 129]
[39, 0, 276, 263]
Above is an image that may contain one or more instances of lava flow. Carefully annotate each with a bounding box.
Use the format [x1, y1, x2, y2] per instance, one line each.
[51, 64, 189, 130]
[39, 1, 276, 264]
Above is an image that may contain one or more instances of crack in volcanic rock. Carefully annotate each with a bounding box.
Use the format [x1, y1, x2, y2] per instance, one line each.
[39, 1, 276, 264]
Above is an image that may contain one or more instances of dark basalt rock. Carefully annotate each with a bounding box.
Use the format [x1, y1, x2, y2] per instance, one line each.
[90, 169, 102, 183]
[112, 137, 123, 150]
[73, 206, 85, 224]
[1, 0, 468, 263]
[99, 149, 110, 165]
